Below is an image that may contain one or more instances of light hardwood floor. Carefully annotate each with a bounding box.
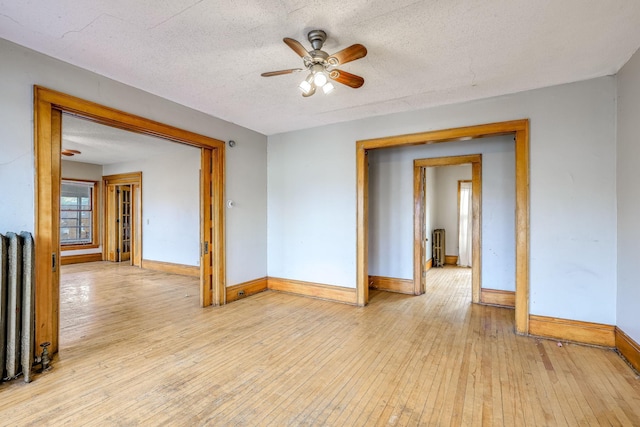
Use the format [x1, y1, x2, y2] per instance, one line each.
[1, 263, 639, 425]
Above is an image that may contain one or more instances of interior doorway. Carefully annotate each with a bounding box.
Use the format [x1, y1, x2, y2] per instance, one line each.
[103, 173, 142, 265]
[413, 155, 481, 301]
[457, 180, 473, 268]
[116, 185, 132, 262]
[357, 119, 530, 335]
[34, 86, 226, 354]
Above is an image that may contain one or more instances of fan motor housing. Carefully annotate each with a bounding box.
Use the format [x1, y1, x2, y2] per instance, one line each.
[307, 29, 327, 50]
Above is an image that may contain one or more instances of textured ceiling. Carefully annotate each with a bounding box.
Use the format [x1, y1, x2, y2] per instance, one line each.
[62, 114, 194, 166]
[2, 1, 640, 135]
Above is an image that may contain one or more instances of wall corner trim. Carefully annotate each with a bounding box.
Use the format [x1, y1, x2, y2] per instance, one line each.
[424, 258, 433, 271]
[368, 275, 414, 295]
[615, 327, 640, 372]
[529, 314, 615, 347]
[60, 253, 102, 265]
[444, 255, 459, 266]
[480, 288, 515, 308]
[226, 277, 268, 303]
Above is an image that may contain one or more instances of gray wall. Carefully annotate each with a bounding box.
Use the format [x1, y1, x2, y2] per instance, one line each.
[368, 137, 515, 291]
[0, 38, 267, 286]
[268, 77, 617, 324]
[617, 47, 640, 344]
[103, 146, 201, 267]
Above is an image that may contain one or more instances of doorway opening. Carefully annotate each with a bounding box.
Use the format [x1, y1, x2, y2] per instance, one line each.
[457, 180, 473, 268]
[103, 173, 142, 265]
[112, 184, 132, 263]
[34, 86, 226, 354]
[357, 119, 529, 334]
[413, 155, 481, 301]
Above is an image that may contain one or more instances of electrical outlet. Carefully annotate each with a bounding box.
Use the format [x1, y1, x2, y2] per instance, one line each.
[238, 290, 245, 297]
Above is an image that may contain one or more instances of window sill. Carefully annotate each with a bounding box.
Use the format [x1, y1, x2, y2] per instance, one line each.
[61, 243, 100, 251]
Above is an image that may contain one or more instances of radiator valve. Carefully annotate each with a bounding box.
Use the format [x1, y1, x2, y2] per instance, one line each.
[39, 342, 52, 372]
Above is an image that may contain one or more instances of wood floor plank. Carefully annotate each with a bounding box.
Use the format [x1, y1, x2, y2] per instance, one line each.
[1, 263, 639, 425]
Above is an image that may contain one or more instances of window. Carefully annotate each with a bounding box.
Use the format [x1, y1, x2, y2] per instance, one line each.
[61, 180, 97, 248]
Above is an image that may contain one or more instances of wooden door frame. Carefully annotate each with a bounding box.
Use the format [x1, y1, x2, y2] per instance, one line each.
[413, 155, 482, 301]
[34, 86, 226, 353]
[103, 173, 142, 265]
[357, 119, 530, 335]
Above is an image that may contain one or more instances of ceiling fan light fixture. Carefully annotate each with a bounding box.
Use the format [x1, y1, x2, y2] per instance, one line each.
[299, 74, 314, 94]
[262, 30, 367, 98]
[310, 64, 328, 87]
[322, 82, 335, 95]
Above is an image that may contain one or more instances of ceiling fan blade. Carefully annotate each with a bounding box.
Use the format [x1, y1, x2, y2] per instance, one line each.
[61, 149, 81, 156]
[329, 70, 365, 88]
[283, 37, 309, 58]
[261, 68, 303, 77]
[328, 44, 367, 66]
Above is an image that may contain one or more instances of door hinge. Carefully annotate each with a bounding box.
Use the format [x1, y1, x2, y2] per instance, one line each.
[203, 241, 209, 255]
[52, 253, 57, 272]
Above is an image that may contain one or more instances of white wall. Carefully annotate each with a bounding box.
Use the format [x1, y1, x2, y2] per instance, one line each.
[367, 137, 515, 291]
[103, 147, 200, 266]
[0, 38, 267, 286]
[433, 165, 472, 256]
[616, 47, 640, 343]
[268, 76, 616, 324]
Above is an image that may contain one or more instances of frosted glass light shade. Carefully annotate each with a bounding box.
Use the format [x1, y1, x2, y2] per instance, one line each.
[322, 82, 335, 94]
[313, 71, 328, 87]
[299, 79, 312, 93]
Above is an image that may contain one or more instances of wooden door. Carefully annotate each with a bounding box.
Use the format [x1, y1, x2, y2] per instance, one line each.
[105, 182, 135, 264]
[103, 173, 141, 266]
[106, 184, 117, 262]
[420, 168, 428, 293]
[132, 184, 141, 266]
[200, 149, 213, 306]
[118, 185, 132, 262]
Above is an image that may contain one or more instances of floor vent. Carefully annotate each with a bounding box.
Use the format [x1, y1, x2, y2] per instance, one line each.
[1, 232, 35, 383]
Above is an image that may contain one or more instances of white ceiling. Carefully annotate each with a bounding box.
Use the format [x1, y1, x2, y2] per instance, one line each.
[62, 114, 195, 165]
[2, 1, 640, 135]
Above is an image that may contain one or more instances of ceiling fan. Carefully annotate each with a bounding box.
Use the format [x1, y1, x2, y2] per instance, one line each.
[61, 149, 81, 157]
[261, 30, 367, 97]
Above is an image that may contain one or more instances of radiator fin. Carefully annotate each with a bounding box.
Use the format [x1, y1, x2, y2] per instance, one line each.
[1, 232, 35, 383]
[20, 232, 35, 383]
[0, 235, 7, 379]
[5, 232, 23, 379]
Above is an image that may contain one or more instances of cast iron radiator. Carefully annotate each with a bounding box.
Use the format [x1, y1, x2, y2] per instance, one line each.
[432, 229, 445, 268]
[0, 232, 35, 383]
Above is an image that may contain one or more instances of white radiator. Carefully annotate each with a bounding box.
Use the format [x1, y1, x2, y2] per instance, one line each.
[1, 232, 35, 383]
[432, 229, 445, 268]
